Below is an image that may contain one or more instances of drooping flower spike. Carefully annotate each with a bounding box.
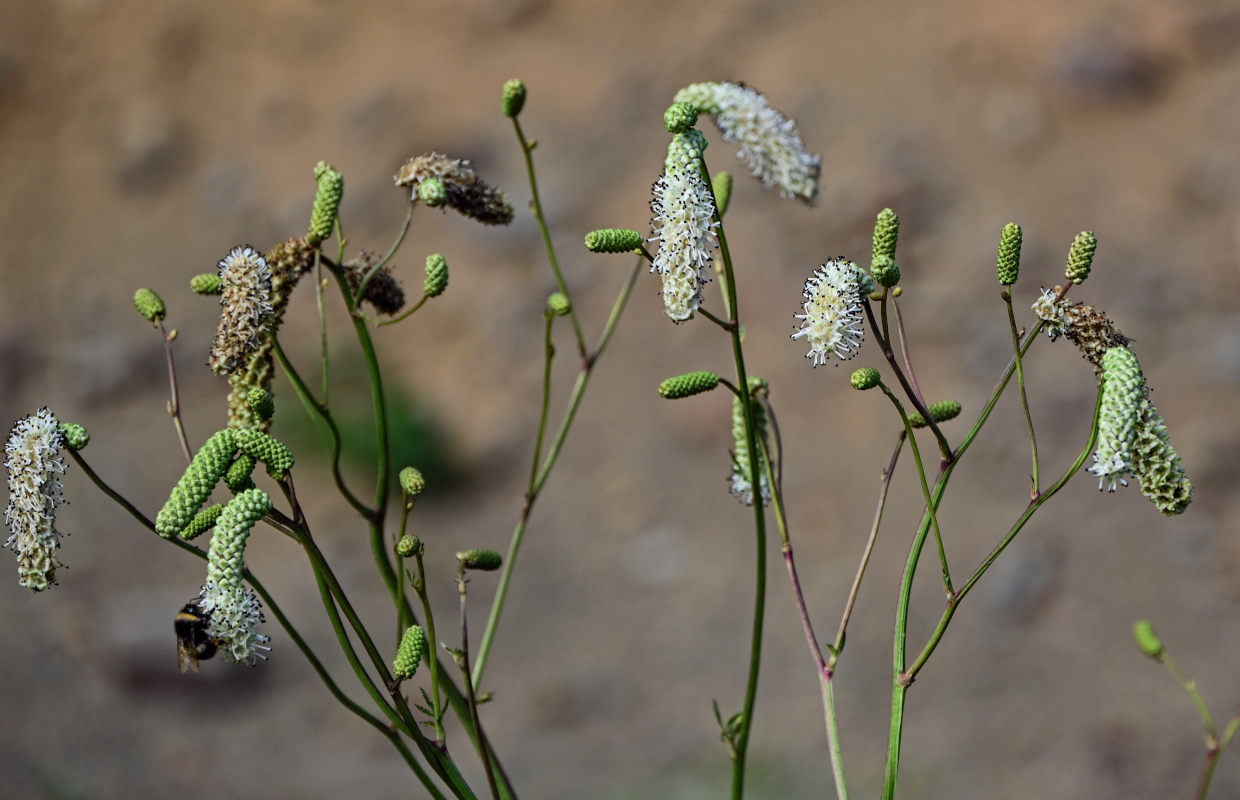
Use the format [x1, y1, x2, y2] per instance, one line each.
[791, 259, 866, 367]
[674, 81, 821, 204]
[4, 408, 68, 591]
[197, 488, 273, 664]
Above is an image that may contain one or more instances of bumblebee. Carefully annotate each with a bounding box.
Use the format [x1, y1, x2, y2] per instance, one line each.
[174, 601, 219, 673]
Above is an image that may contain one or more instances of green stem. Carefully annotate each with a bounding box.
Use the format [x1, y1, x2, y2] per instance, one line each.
[271, 335, 371, 517]
[1004, 290, 1040, 493]
[156, 321, 193, 463]
[471, 256, 642, 688]
[354, 204, 413, 304]
[413, 549, 447, 748]
[377, 293, 430, 327]
[397, 496, 411, 643]
[529, 313, 555, 492]
[457, 571, 501, 800]
[315, 250, 330, 404]
[512, 116, 586, 358]
[1163, 654, 1217, 740]
[1199, 710, 1240, 800]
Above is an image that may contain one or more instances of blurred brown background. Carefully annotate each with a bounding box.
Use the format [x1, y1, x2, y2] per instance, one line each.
[2, 1, 1239, 797]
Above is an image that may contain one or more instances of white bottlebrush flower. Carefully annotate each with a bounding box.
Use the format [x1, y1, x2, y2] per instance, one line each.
[674, 81, 822, 204]
[209, 245, 273, 375]
[650, 132, 718, 322]
[196, 580, 270, 664]
[4, 408, 68, 591]
[792, 259, 866, 366]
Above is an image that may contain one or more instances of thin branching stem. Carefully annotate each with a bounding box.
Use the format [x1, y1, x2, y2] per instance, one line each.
[156, 321, 193, 462]
[1004, 289, 1040, 494]
[890, 297, 927, 409]
[412, 549, 447, 748]
[354, 203, 413, 304]
[457, 571, 501, 800]
[529, 313, 555, 492]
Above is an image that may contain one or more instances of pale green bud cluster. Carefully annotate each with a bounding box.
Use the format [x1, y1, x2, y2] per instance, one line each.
[424, 253, 449, 297]
[206, 488, 271, 590]
[547, 292, 571, 316]
[1090, 346, 1143, 491]
[396, 534, 422, 558]
[729, 377, 771, 507]
[850, 367, 881, 391]
[871, 255, 901, 288]
[664, 101, 699, 133]
[908, 400, 962, 428]
[59, 422, 89, 451]
[236, 428, 294, 480]
[996, 222, 1022, 286]
[190, 273, 223, 295]
[658, 371, 720, 399]
[712, 171, 733, 217]
[155, 429, 237, 537]
[1131, 397, 1193, 515]
[133, 288, 166, 324]
[1065, 231, 1096, 284]
[393, 624, 427, 680]
[584, 228, 643, 254]
[399, 466, 426, 496]
[872, 208, 899, 261]
[247, 388, 275, 422]
[418, 177, 447, 208]
[457, 548, 502, 571]
[1131, 619, 1164, 659]
[666, 129, 708, 172]
[224, 453, 257, 493]
[307, 161, 344, 246]
[501, 78, 526, 118]
[179, 503, 224, 541]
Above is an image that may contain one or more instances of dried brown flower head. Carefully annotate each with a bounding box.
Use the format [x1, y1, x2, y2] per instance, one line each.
[209, 246, 272, 375]
[345, 251, 406, 316]
[394, 152, 514, 226]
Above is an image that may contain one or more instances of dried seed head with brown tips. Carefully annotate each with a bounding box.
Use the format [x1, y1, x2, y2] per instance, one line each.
[394, 152, 514, 226]
[345, 251, 406, 316]
[209, 246, 272, 375]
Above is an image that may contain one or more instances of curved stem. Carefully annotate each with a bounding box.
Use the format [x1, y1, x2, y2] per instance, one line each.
[1004, 290, 1039, 494]
[156, 321, 193, 463]
[456, 571, 501, 800]
[413, 548, 447, 748]
[377, 293, 430, 327]
[354, 204, 413, 304]
[511, 117, 586, 358]
[890, 298, 926, 409]
[529, 313, 555, 492]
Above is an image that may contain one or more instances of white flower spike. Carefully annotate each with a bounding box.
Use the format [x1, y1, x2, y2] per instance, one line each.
[792, 259, 866, 366]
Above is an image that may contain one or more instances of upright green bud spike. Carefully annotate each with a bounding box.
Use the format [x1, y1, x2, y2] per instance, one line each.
[996, 222, 1022, 286]
[457, 548, 502, 571]
[307, 161, 344, 246]
[658, 371, 720, 399]
[134, 288, 166, 324]
[871, 255, 901, 288]
[235, 428, 295, 480]
[247, 388, 275, 422]
[1065, 230, 1097, 284]
[224, 453, 257, 493]
[417, 177, 447, 208]
[873, 208, 900, 261]
[850, 367, 881, 391]
[396, 534, 423, 558]
[393, 624, 427, 680]
[179, 503, 224, 541]
[59, 422, 89, 451]
[712, 171, 733, 217]
[424, 253, 449, 298]
[155, 429, 237, 537]
[501, 78, 527, 117]
[908, 400, 963, 428]
[190, 273, 223, 295]
[584, 228, 643, 254]
[1132, 619, 1164, 659]
[547, 292, 571, 316]
[399, 466, 426, 496]
[664, 101, 699, 133]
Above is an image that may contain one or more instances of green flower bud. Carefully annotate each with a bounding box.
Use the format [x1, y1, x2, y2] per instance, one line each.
[872, 207, 899, 261]
[224, 453, 257, 493]
[501, 78, 527, 117]
[399, 466, 426, 496]
[134, 288, 166, 324]
[1065, 230, 1096, 284]
[396, 534, 423, 558]
[1132, 396, 1193, 516]
[393, 624, 427, 680]
[206, 488, 272, 590]
[850, 367, 881, 391]
[457, 548, 502, 571]
[1132, 619, 1163, 659]
[59, 422, 89, 451]
[179, 503, 224, 541]
[712, 171, 733, 217]
[729, 382, 771, 507]
[871, 255, 901, 288]
[658, 371, 720, 399]
[417, 176, 447, 208]
[584, 228, 643, 254]
[1090, 346, 1143, 491]
[996, 222, 1022, 286]
[248, 388, 275, 422]
[424, 253, 449, 298]
[307, 161, 344, 246]
[664, 101, 699, 133]
[908, 400, 963, 429]
[155, 429, 237, 538]
[235, 428, 295, 480]
[190, 273, 223, 295]
[547, 292, 571, 316]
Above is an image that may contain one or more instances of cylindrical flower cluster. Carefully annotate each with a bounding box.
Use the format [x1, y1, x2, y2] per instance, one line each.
[658, 371, 720, 399]
[155, 429, 237, 538]
[209, 246, 273, 376]
[649, 130, 718, 322]
[4, 408, 68, 591]
[729, 378, 771, 507]
[197, 488, 272, 664]
[394, 624, 427, 680]
[1090, 346, 1143, 492]
[395, 152, 514, 225]
[792, 259, 866, 366]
